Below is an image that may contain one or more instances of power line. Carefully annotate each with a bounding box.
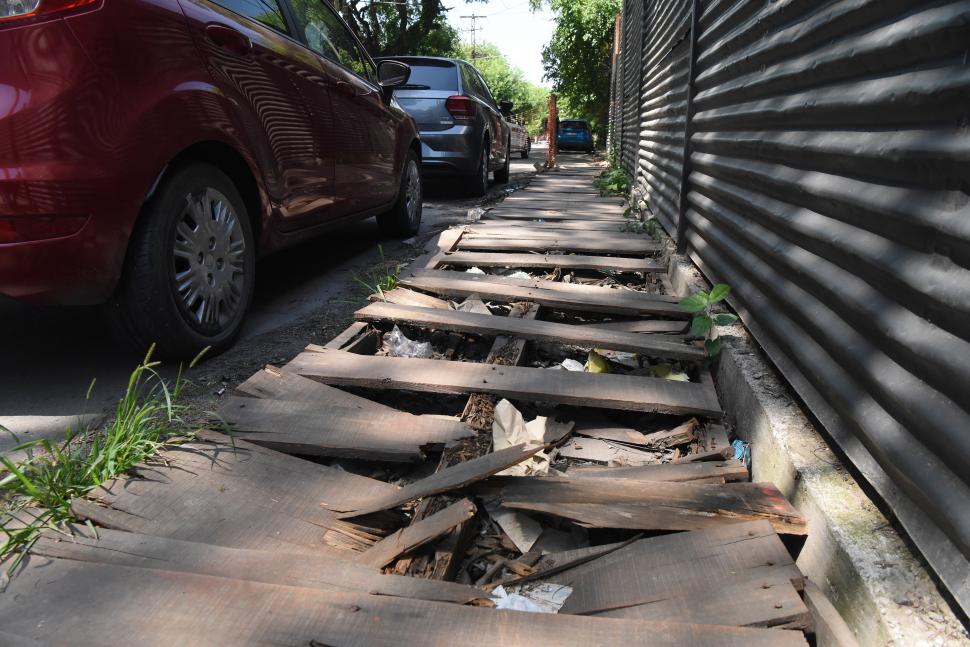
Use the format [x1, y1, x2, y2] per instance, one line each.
[459, 13, 487, 58]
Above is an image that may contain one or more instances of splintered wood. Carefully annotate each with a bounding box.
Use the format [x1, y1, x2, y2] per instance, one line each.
[3, 160, 826, 646]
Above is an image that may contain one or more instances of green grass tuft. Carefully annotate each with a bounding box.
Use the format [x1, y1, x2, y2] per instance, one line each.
[0, 344, 206, 573]
[353, 244, 402, 301]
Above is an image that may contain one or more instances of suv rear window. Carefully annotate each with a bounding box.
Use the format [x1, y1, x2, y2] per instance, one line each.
[560, 121, 589, 131]
[400, 62, 459, 91]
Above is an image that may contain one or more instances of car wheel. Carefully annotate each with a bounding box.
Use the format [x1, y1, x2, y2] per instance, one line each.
[494, 138, 511, 184]
[377, 151, 422, 237]
[466, 140, 489, 197]
[107, 162, 255, 360]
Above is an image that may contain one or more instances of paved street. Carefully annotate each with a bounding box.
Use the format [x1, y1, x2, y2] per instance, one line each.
[0, 148, 552, 453]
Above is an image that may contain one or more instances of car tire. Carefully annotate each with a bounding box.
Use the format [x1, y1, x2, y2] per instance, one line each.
[106, 162, 255, 360]
[494, 138, 511, 184]
[466, 140, 489, 197]
[377, 151, 422, 237]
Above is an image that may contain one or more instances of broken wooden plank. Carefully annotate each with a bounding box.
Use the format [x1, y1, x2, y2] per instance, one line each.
[803, 580, 863, 647]
[471, 219, 628, 231]
[399, 272, 687, 317]
[567, 460, 748, 483]
[334, 443, 546, 518]
[71, 432, 398, 553]
[457, 235, 661, 255]
[31, 526, 486, 604]
[500, 478, 807, 535]
[488, 209, 627, 222]
[219, 397, 473, 462]
[372, 286, 451, 309]
[357, 499, 477, 569]
[0, 558, 809, 646]
[237, 366, 390, 412]
[557, 436, 662, 466]
[355, 302, 704, 361]
[583, 319, 688, 334]
[287, 351, 722, 416]
[592, 572, 811, 629]
[639, 418, 700, 448]
[440, 251, 663, 273]
[544, 521, 805, 615]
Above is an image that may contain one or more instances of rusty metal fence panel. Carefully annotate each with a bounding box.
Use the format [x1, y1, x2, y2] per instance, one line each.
[633, 0, 691, 233]
[618, 0, 645, 174]
[609, 0, 970, 613]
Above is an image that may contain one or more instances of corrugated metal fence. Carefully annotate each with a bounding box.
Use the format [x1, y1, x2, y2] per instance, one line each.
[609, 0, 970, 615]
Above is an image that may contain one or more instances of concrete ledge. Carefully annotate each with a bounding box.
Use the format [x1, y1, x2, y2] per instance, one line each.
[667, 252, 968, 646]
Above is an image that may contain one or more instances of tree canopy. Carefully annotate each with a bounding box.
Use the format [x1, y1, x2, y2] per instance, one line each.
[329, 0, 462, 57]
[459, 43, 549, 134]
[536, 0, 619, 141]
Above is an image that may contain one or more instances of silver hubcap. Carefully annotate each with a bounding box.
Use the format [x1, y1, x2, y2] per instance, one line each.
[405, 160, 421, 225]
[172, 188, 246, 331]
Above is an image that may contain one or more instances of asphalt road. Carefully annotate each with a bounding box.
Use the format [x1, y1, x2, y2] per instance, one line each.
[0, 147, 550, 454]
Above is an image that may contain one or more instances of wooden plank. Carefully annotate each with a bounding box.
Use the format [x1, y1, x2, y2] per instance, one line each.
[287, 351, 723, 416]
[219, 397, 474, 462]
[462, 228, 646, 242]
[803, 580, 863, 647]
[488, 209, 627, 222]
[557, 436, 662, 465]
[355, 302, 704, 361]
[373, 286, 451, 309]
[583, 319, 688, 334]
[457, 235, 661, 255]
[505, 192, 611, 202]
[440, 251, 662, 273]
[31, 526, 486, 604]
[593, 573, 811, 629]
[0, 558, 809, 646]
[399, 273, 687, 317]
[472, 219, 628, 231]
[500, 478, 807, 535]
[638, 418, 700, 448]
[568, 460, 749, 483]
[406, 268, 681, 302]
[334, 443, 546, 518]
[544, 521, 805, 615]
[357, 499, 477, 568]
[502, 197, 626, 211]
[237, 366, 390, 412]
[71, 432, 398, 553]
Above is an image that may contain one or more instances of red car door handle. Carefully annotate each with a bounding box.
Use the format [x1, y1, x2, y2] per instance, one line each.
[205, 23, 252, 56]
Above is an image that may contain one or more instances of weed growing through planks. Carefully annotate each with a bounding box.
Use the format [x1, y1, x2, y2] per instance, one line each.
[353, 244, 401, 301]
[679, 284, 738, 357]
[0, 345, 205, 572]
[593, 166, 631, 197]
[621, 198, 658, 238]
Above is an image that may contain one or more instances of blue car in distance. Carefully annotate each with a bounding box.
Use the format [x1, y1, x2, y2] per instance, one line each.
[557, 119, 594, 153]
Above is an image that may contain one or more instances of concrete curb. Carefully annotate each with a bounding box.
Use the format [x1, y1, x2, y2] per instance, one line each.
[666, 251, 968, 646]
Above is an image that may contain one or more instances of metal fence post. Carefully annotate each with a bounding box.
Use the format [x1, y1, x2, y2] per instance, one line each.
[675, 0, 700, 254]
[547, 93, 558, 169]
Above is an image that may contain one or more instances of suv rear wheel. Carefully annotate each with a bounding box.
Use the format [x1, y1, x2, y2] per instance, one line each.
[377, 151, 422, 237]
[494, 137, 511, 184]
[466, 140, 489, 197]
[107, 162, 255, 359]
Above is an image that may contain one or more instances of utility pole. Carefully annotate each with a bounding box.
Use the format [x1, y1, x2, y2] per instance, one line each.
[459, 14, 487, 59]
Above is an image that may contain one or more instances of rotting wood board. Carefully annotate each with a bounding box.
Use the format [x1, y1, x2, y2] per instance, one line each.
[357, 499, 477, 569]
[286, 351, 722, 416]
[440, 251, 662, 273]
[355, 301, 704, 360]
[567, 460, 748, 483]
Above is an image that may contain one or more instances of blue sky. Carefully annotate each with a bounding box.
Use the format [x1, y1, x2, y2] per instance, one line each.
[444, 0, 556, 87]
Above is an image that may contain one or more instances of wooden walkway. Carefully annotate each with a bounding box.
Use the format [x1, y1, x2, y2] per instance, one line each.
[1, 158, 846, 645]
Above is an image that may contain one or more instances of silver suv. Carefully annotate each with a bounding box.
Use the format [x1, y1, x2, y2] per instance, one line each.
[377, 56, 512, 196]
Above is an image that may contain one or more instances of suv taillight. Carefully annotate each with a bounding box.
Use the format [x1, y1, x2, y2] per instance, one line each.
[0, 0, 99, 24]
[445, 95, 475, 120]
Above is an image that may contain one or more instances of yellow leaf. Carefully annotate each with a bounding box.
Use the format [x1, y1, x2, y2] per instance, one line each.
[586, 350, 610, 374]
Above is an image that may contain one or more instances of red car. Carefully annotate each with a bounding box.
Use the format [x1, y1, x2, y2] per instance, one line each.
[0, 0, 420, 357]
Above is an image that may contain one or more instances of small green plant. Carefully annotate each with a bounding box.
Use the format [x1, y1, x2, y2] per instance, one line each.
[679, 284, 738, 357]
[353, 244, 401, 300]
[0, 345, 203, 572]
[594, 167, 631, 197]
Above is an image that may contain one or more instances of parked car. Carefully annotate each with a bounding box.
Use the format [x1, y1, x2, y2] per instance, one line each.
[0, 0, 420, 358]
[557, 119, 595, 153]
[510, 122, 531, 159]
[375, 56, 512, 196]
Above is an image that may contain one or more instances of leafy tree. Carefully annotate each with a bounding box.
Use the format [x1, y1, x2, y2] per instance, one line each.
[461, 43, 549, 135]
[535, 0, 619, 143]
[329, 0, 462, 57]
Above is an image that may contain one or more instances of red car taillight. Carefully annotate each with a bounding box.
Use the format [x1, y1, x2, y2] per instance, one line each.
[445, 95, 475, 120]
[0, 0, 99, 24]
[0, 215, 88, 244]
